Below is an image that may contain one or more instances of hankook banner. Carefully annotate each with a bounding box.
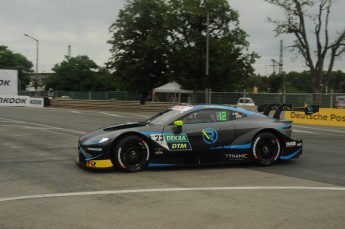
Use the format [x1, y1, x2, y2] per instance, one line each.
[285, 108, 345, 127]
[0, 70, 18, 95]
[0, 95, 44, 108]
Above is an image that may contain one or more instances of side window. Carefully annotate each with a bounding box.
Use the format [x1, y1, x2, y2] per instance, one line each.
[215, 111, 228, 121]
[229, 111, 246, 120]
[182, 109, 246, 124]
[181, 109, 246, 124]
[214, 110, 246, 121]
[182, 110, 215, 124]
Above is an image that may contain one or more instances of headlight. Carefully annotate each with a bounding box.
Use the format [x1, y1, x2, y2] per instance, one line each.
[98, 138, 109, 143]
[84, 137, 110, 145]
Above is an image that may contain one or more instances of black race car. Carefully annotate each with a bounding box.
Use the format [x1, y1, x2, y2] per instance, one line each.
[76, 104, 319, 172]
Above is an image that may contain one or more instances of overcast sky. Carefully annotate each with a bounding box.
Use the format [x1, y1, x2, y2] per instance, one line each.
[1, 0, 344, 75]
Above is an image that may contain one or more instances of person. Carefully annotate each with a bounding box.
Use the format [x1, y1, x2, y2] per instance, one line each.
[139, 91, 149, 105]
[48, 88, 54, 98]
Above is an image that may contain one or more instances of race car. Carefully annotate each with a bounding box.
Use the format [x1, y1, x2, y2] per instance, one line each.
[76, 104, 319, 172]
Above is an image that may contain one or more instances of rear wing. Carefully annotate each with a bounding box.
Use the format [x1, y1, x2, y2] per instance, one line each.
[257, 104, 319, 119]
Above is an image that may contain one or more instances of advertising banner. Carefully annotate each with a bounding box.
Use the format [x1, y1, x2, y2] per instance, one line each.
[0, 70, 18, 95]
[0, 95, 44, 108]
[285, 108, 345, 127]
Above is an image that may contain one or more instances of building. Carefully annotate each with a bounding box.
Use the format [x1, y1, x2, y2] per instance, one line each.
[26, 72, 53, 91]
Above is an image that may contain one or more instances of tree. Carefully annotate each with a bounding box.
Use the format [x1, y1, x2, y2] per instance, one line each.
[284, 71, 313, 92]
[0, 45, 32, 90]
[107, 0, 169, 93]
[107, 0, 258, 93]
[327, 70, 345, 92]
[44, 55, 114, 91]
[166, 0, 258, 91]
[265, 0, 345, 100]
[245, 74, 270, 92]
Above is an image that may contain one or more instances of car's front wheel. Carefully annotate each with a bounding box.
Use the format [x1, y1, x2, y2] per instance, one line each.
[112, 135, 150, 172]
[252, 132, 281, 166]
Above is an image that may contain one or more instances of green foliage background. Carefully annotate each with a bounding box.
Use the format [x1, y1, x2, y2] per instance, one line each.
[0, 45, 32, 90]
[107, 0, 258, 93]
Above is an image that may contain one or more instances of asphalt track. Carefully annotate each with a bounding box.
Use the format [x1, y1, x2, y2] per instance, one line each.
[0, 106, 344, 229]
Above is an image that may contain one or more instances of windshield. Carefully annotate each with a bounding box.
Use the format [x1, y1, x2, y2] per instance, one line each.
[336, 96, 345, 102]
[146, 105, 193, 125]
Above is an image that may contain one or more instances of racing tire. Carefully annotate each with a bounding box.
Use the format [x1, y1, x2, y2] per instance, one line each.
[252, 132, 281, 166]
[112, 135, 150, 172]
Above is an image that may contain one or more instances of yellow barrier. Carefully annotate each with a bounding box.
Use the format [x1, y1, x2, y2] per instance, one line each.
[285, 108, 345, 127]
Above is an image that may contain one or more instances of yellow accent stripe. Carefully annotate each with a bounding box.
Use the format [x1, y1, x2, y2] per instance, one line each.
[86, 159, 113, 168]
[202, 129, 210, 139]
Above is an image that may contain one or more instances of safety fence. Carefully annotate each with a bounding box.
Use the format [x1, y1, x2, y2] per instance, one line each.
[19, 90, 345, 108]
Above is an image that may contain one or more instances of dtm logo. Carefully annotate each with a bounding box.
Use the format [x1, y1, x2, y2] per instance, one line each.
[171, 143, 187, 149]
[202, 128, 218, 144]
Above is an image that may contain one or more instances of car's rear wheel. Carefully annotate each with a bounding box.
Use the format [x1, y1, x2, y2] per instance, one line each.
[112, 135, 150, 172]
[252, 132, 281, 166]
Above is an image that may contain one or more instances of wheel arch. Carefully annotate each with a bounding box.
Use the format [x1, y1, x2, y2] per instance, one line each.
[251, 128, 285, 166]
[252, 128, 286, 145]
[109, 131, 154, 158]
[251, 128, 287, 155]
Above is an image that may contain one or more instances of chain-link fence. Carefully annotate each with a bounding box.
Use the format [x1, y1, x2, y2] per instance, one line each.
[19, 90, 345, 108]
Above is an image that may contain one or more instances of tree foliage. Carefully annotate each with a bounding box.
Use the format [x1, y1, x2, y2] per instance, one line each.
[108, 0, 169, 93]
[265, 0, 345, 96]
[244, 74, 269, 92]
[166, 0, 258, 91]
[246, 70, 345, 93]
[44, 55, 116, 91]
[0, 45, 32, 90]
[329, 70, 345, 92]
[107, 0, 258, 92]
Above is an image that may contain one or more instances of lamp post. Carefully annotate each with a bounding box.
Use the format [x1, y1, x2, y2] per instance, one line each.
[200, 0, 210, 103]
[24, 34, 39, 96]
[205, 10, 210, 103]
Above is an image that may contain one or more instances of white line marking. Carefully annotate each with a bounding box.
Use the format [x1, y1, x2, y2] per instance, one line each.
[296, 125, 345, 133]
[70, 110, 81, 114]
[293, 129, 316, 134]
[294, 128, 344, 137]
[0, 118, 58, 129]
[0, 125, 53, 130]
[99, 112, 124, 117]
[133, 114, 150, 118]
[0, 118, 85, 134]
[40, 129, 85, 137]
[1, 186, 344, 202]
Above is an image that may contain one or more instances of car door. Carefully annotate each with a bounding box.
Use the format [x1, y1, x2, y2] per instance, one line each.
[155, 123, 199, 165]
[163, 109, 236, 164]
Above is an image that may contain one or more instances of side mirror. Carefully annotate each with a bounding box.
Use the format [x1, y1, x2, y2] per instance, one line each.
[174, 120, 183, 133]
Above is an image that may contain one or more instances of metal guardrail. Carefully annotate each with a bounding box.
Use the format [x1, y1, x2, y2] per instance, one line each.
[50, 99, 179, 113]
[21, 90, 345, 108]
[50, 99, 261, 114]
